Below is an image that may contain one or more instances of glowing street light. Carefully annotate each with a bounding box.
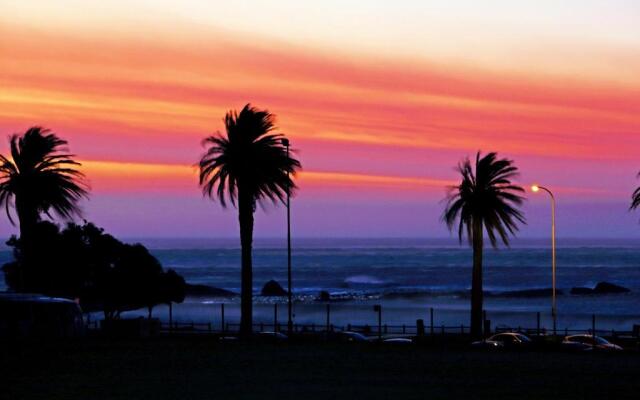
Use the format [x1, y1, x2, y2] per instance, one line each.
[531, 184, 557, 335]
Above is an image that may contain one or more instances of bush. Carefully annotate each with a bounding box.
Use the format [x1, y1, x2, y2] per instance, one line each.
[2, 221, 186, 318]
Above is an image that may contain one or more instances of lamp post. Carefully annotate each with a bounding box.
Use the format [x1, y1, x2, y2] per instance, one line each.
[282, 138, 293, 336]
[531, 184, 557, 335]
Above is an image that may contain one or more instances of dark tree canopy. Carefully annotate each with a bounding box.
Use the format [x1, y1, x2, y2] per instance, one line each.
[2, 221, 186, 318]
[443, 151, 526, 247]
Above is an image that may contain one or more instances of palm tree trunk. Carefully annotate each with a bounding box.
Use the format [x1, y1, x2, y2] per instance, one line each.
[14, 194, 38, 291]
[238, 189, 254, 337]
[470, 218, 484, 339]
[15, 194, 38, 240]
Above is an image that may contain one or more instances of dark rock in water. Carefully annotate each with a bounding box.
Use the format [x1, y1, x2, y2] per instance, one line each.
[318, 290, 331, 302]
[185, 284, 237, 298]
[594, 282, 630, 294]
[570, 282, 631, 295]
[261, 280, 288, 296]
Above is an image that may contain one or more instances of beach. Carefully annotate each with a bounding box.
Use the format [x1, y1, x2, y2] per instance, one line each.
[3, 337, 640, 400]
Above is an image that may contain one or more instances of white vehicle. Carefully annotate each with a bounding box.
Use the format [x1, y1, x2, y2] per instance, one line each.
[0, 293, 84, 338]
[472, 333, 532, 349]
[562, 335, 623, 352]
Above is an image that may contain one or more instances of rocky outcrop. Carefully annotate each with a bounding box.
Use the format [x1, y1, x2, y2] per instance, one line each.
[261, 280, 288, 296]
[317, 290, 331, 302]
[570, 281, 631, 295]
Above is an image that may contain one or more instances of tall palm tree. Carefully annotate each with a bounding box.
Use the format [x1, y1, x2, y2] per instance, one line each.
[0, 127, 88, 239]
[443, 152, 525, 339]
[198, 104, 301, 336]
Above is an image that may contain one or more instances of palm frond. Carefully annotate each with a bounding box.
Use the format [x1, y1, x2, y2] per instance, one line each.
[0, 126, 88, 227]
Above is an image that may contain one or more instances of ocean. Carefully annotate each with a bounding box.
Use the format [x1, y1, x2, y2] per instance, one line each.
[2, 237, 640, 332]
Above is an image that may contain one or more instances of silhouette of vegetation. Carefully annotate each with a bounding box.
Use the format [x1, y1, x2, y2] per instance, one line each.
[630, 172, 640, 213]
[198, 104, 301, 335]
[0, 127, 88, 242]
[2, 221, 186, 319]
[443, 152, 525, 339]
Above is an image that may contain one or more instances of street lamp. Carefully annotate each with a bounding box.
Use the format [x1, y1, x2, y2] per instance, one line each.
[531, 184, 557, 335]
[282, 138, 293, 336]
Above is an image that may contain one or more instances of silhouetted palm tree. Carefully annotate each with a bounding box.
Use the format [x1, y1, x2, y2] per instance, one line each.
[443, 152, 525, 339]
[198, 104, 301, 336]
[0, 127, 88, 239]
[630, 173, 640, 212]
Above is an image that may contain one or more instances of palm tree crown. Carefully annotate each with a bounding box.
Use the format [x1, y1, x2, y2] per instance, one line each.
[198, 104, 301, 207]
[443, 152, 525, 247]
[0, 127, 88, 236]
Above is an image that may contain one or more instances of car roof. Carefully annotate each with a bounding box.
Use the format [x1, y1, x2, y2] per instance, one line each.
[0, 292, 77, 305]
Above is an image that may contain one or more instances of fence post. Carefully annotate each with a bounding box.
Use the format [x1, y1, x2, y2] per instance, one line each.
[374, 305, 382, 341]
[326, 304, 331, 332]
[221, 303, 225, 332]
[430, 308, 434, 336]
[274, 304, 278, 332]
[417, 319, 425, 337]
[536, 312, 540, 336]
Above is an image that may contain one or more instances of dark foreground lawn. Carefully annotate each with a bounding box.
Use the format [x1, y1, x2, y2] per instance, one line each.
[2, 337, 640, 400]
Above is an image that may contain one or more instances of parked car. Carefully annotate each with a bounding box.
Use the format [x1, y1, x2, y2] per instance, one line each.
[471, 333, 532, 349]
[562, 335, 623, 352]
[382, 337, 413, 345]
[0, 293, 84, 338]
[333, 331, 369, 343]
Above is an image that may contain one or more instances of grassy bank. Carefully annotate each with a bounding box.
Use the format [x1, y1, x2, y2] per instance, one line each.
[2, 337, 639, 400]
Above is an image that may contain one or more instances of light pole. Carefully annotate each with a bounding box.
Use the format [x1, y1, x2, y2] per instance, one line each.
[531, 184, 557, 336]
[282, 138, 293, 336]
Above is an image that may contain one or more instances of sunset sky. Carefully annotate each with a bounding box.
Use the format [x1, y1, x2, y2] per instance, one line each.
[1, 0, 640, 239]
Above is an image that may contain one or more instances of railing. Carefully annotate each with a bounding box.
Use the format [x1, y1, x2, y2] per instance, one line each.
[84, 304, 640, 340]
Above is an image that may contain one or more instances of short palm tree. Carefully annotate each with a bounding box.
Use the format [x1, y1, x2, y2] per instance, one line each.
[198, 104, 301, 336]
[443, 152, 525, 339]
[0, 127, 88, 239]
